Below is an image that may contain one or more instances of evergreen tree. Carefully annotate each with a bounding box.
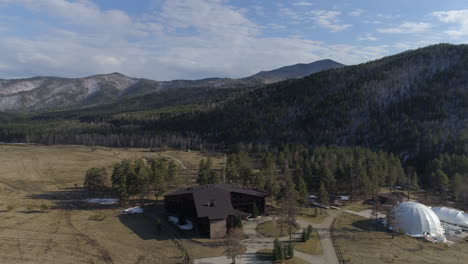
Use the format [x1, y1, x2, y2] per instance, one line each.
[151, 159, 167, 201]
[295, 176, 308, 211]
[451, 173, 463, 201]
[286, 242, 294, 259]
[134, 159, 151, 204]
[273, 239, 284, 261]
[435, 169, 449, 198]
[197, 159, 208, 185]
[84, 167, 107, 191]
[111, 162, 128, 203]
[167, 160, 181, 188]
[318, 181, 329, 205]
[318, 181, 329, 214]
[321, 167, 336, 195]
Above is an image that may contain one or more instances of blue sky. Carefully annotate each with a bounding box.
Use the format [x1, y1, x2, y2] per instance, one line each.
[1, 0, 468, 80]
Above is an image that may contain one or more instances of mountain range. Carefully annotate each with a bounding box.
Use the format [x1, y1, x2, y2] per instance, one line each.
[1, 44, 467, 171]
[0, 59, 343, 111]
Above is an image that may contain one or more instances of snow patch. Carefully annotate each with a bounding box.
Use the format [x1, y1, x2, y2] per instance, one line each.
[84, 198, 118, 205]
[121, 206, 144, 214]
[168, 216, 193, 230]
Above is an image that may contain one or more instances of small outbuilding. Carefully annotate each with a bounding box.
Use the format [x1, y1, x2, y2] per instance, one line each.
[164, 183, 267, 238]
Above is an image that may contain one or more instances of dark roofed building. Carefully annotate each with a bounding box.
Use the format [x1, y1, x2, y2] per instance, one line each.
[164, 183, 267, 238]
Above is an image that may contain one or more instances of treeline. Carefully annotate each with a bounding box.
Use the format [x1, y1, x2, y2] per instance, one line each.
[2, 44, 468, 175]
[424, 153, 468, 205]
[84, 158, 181, 203]
[196, 145, 406, 205]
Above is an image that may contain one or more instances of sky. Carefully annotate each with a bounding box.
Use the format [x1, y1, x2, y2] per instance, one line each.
[1, 0, 468, 80]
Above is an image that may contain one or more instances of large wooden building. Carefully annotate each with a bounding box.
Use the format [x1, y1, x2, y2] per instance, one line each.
[164, 183, 267, 238]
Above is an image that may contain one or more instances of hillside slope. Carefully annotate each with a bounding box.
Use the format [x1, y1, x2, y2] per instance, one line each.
[0, 60, 343, 111]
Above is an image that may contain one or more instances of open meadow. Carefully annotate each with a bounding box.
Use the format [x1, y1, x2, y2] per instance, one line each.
[0, 144, 224, 264]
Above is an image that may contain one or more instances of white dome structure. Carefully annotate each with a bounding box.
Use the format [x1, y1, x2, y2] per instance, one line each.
[393, 202, 444, 238]
[432, 207, 468, 228]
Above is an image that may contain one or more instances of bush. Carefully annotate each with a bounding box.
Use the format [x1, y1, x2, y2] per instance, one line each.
[234, 215, 243, 228]
[88, 212, 106, 221]
[302, 229, 309, 242]
[272, 239, 284, 261]
[307, 224, 313, 237]
[285, 242, 294, 259]
[40, 204, 49, 211]
[6, 205, 14, 211]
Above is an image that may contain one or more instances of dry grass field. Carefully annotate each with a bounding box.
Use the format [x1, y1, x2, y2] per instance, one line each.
[334, 212, 468, 264]
[0, 144, 224, 264]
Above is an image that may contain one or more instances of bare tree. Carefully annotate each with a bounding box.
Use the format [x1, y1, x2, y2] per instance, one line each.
[224, 228, 244, 264]
[386, 205, 396, 239]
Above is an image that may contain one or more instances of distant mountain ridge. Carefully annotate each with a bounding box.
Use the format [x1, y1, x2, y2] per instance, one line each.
[0, 59, 343, 111]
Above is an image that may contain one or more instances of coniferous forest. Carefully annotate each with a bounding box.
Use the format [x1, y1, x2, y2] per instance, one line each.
[2, 44, 468, 204]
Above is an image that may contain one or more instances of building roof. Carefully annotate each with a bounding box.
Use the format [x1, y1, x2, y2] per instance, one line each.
[166, 183, 268, 197]
[393, 202, 444, 238]
[165, 183, 267, 220]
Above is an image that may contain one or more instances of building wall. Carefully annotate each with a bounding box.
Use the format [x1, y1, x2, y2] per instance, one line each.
[209, 219, 227, 239]
[164, 194, 197, 218]
[230, 192, 266, 214]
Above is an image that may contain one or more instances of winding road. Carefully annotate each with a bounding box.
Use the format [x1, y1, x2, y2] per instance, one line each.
[195, 209, 343, 264]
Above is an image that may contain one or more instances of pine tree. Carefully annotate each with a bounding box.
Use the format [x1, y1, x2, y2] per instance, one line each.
[451, 173, 463, 201]
[296, 176, 308, 211]
[318, 181, 329, 215]
[197, 159, 208, 185]
[151, 159, 167, 202]
[111, 162, 128, 203]
[318, 182, 329, 206]
[134, 159, 151, 205]
[167, 160, 181, 188]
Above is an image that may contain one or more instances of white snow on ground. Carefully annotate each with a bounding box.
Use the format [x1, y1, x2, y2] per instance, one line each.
[84, 198, 118, 205]
[168, 216, 193, 230]
[121, 206, 144, 214]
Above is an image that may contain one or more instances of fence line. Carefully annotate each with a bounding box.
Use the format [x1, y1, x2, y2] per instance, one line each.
[330, 218, 349, 264]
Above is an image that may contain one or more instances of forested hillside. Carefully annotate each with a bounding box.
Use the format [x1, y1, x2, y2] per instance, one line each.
[1, 44, 468, 174]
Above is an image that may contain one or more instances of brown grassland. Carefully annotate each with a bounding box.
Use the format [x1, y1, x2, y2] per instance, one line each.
[0, 144, 224, 264]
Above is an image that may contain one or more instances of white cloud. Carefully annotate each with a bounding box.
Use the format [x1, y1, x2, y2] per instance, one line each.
[268, 23, 287, 30]
[292, 1, 314, 6]
[433, 9, 468, 38]
[349, 9, 364, 17]
[310, 10, 351, 32]
[358, 33, 378, 41]
[377, 22, 432, 34]
[0, 0, 391, 80]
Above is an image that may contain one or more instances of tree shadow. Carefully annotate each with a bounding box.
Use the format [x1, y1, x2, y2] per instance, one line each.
[27, 187, 122, 210]
[17, 210, 46, 214]
[118, 213, 172, 241]
[351, 219, 387, 232]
